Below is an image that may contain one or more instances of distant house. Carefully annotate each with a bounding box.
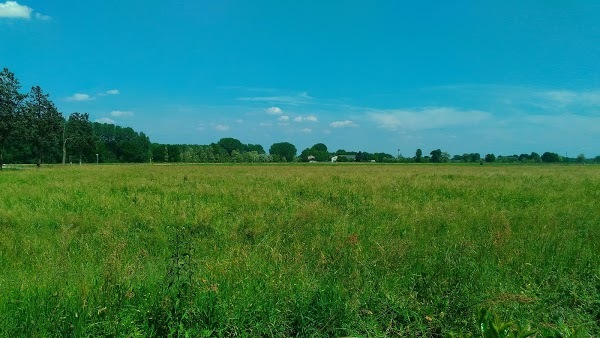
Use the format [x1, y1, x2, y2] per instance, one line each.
[331, 156, 338, 162]
[307, 155, 316, 162]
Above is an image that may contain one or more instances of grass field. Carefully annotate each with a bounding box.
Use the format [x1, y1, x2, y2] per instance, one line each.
[0, 164, 598, 336]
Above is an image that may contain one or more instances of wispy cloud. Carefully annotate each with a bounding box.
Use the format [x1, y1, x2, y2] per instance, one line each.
[278, 115, 290, 122]
[34, 12, 51, 20]
[110, 110, 134, 117]
[540, 90, 600, 106]
[238, 92, 313, 105]
[300, 128, 312, 133]
[95, 117, 115, 124]
[69, 89, 121, 101]
[330, 120, 357, 128]
[266, 106, 283, 115]
[215, 124, 230, 131]
[0, 1, 50, 20]
[98, 89, 120, 96]
[66, 93, 94, 102]
[369, 107, 490, 131]
[293, 115, 318, 122]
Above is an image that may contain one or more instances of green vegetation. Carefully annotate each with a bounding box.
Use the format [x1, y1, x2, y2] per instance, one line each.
[0, 164, 598, 336]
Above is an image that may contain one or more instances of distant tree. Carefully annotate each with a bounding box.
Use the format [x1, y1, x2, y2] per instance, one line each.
[595, 156, 600, 164]
[269, 142, 297, 162]
[23, 86, 63, 167]
[441, 152, 451, 163]
[0, 68, 26, 170]
[356, 151, 364, 162]
[373, 152, 394, 162]
[518, 153, 531, 162]
[210, 143, 230, 162]
[244, 143, 265, 154]
[484, 153, 496, 163]
[415, 149, 423, 163]
[451, 154, 463, 162]
[150, 143, 168, 163]
[469, 153, 481, 163]
[530, 152, 541, 163]
[217, 137, 243, 155]
[312, 143, 328, 152]
[231, 149, 244, 162]
[299, 148, 312, 162]
[65, 112, 95, 164]
[541, 152, 560, 163]
[243, 150, 261, 162]
[430, 149, 442, 163]
[576, 153, 585, 164]
[311, 143, 331, 161]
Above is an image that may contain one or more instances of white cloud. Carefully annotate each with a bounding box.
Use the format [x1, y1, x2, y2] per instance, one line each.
[293, 115, 318, 123]
[110, 110, 133, 117]
[67, 93, 94, 102]
[300, 128, 312, 133]
[330, 120, 357, 128]
[34, 12, 51, 20]
[215, 124, 230, 131]
[0, 2, 50, 20]
[235, 119, 244, 124]
[369, 107, 490, 131]
[278, 115, 289, 122]
[266, 106, 283, 115]
[95, 117, 115, 124]
[0, 1, 31, 18]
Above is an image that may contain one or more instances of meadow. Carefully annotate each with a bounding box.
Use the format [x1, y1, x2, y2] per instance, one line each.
[0, 164, 598, 336]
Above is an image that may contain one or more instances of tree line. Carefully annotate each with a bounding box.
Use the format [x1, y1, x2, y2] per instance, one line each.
[2, 68, 598, 168]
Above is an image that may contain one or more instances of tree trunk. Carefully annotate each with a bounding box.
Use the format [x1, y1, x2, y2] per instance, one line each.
[62, 123, 67, 165]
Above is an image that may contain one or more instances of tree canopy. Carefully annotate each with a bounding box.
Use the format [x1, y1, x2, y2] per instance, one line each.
[269, 142, 297, 162]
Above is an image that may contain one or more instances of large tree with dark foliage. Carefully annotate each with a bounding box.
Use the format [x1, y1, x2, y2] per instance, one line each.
[430, 149, 442, 163]
[269, 142, 297, 162]
[217, 137, 243, 155]
[0, 68, 26, 170]
[415, 149, 423, 163]
[23, 86, 63, 167]
[541, 152, 561, 163]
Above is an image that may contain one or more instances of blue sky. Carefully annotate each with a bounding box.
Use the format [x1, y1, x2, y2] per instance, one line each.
[2, 1, 599, 156]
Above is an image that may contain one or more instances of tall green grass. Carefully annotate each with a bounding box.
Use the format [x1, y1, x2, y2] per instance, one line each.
[0, 164, 598, 336]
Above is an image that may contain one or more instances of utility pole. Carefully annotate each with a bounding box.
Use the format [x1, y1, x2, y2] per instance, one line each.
[397, 148, 401, 159]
